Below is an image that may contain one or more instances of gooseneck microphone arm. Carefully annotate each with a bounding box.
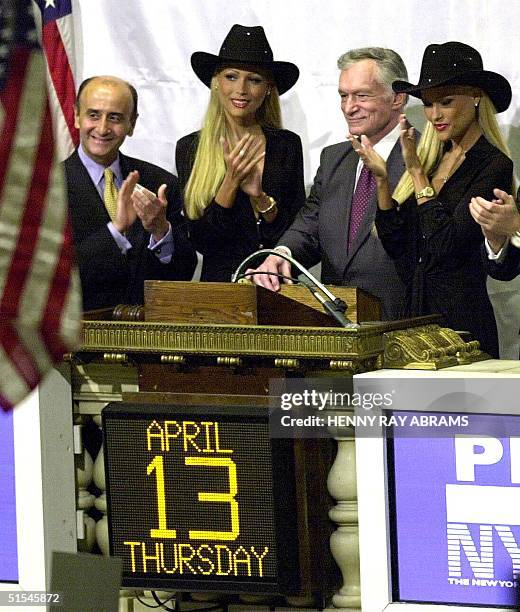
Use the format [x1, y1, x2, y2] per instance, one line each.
[232, 249, 335, 300]
[231, 248, 357, 328]
[301, 282, 357, 328]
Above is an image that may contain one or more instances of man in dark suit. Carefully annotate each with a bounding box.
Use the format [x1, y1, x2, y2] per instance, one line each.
[250, 48, 410, 319]
[470, 188, 520, 281]
[65, 75, 196, 311]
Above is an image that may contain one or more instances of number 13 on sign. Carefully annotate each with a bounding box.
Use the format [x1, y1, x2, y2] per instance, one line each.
[147, 455, 240, 541]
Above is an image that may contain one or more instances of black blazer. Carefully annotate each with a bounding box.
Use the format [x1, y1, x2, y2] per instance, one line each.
[482, 189, 520, 281]
[375, 136, 513, 357]
[483, 243, 520, 281]
[176, 127, 306, 281]
[279, 138, 407, 320]
[65, 150, 197, 311]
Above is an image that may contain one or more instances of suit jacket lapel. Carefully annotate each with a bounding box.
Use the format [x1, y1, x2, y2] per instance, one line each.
[333, 145, 358, 271]
[67, 151, 111, 235]
[386, 139, 406, 192]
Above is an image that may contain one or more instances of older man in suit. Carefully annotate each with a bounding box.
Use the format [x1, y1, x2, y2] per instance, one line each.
[65, 75, 196, 311]
[250, 47, 409, 319]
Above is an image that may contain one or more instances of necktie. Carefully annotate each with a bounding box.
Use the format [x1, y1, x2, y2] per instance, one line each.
[103, 168, 118, 222]
[348, 164, 376, 251]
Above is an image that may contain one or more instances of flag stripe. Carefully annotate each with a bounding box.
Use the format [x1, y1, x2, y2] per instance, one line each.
[0, 51, 47, 299]
[0, 100, 54, 384]
[0, 50, 30, 196]
[18, 143, 70, 365]
[45, 79, 75, 160]
[41, 19, 78, 145]
[15, 103, 65, 369]
[0, 341, 31, 408]
[41, 222, 75, 360]
[0, 320, 40, 391]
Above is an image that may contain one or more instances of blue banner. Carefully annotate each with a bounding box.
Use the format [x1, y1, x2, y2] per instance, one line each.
[0, 409, 18, 581]
[392, 412, 520, 607]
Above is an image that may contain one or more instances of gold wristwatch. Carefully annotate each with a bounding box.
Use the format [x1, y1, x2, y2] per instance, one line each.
[415, 186, 435, 199]
[256, 195, 277, 215]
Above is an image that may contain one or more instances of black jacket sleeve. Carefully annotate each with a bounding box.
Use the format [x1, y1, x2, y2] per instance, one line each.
[483, 242, 520, 281]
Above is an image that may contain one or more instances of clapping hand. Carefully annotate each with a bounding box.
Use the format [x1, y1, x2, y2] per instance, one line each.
[398, 114, 422, 173]
[347, 133, 388, 179]
[112, 171, 169, 240]
[132, 183, 170, 241]
[113, 170, 139, 234]
[470, 188, 520, 253]
[221, 133, 265, 192]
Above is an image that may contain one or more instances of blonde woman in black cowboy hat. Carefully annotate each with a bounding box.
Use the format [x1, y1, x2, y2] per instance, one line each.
[349, 41, 513, 357]
[176, 25, 305, 282]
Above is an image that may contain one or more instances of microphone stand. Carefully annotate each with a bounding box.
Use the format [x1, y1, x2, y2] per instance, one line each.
[232, 248, 358, 328]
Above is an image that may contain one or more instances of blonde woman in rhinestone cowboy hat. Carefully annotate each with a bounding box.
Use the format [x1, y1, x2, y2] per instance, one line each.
[176, 24, 305, 282]
[348, 41, 514, 357]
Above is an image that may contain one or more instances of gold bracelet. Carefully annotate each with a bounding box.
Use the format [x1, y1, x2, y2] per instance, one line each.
[415, 185, 435, 199]
[256, 195, 277, 215]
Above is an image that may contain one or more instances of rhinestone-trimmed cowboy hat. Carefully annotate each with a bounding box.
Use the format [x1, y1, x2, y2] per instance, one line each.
[191, 24, 299, 95]
[392, 41, 511, 113]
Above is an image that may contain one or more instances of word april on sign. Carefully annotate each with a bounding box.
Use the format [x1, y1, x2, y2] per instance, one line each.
[147, 420, 233, 454]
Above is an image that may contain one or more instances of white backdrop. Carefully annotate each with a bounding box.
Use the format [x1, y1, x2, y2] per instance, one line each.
[71, 0, 520, 357]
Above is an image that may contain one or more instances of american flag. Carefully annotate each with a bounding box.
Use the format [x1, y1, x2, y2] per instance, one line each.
[0, 0, 81, 410]
[32, 0, 78, 159]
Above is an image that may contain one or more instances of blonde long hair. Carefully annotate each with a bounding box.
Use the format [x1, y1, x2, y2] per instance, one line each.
[393, 92, 513, 204]
[184, 74, 282, 220]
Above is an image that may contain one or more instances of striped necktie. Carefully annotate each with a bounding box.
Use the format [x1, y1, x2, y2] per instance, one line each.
[103, 168, 118, 221]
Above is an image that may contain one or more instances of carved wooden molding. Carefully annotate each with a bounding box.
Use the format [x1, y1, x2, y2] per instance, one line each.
[81, 321, 378, 360]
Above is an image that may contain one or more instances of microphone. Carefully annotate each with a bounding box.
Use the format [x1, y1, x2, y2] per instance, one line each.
[232, 249, 358, 328]
[301, 281, 357, 328]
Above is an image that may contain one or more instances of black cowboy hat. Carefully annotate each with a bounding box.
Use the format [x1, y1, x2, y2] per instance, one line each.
[392, 41, 511, 113]
[191, 24, 299, 95]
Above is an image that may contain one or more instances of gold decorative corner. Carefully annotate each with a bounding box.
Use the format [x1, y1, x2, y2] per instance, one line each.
[437, 329, 490, 364]
[383, 325, 460, 370]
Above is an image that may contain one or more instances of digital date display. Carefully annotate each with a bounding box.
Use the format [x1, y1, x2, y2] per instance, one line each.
[103, 404, 298, 594]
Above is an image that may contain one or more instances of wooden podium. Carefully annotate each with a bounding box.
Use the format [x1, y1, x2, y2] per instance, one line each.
[72, 281, 489, 610]
[144, 280, 382, 326]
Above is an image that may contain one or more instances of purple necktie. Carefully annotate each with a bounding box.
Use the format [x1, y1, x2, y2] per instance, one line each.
[348, 164, 376, 251]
